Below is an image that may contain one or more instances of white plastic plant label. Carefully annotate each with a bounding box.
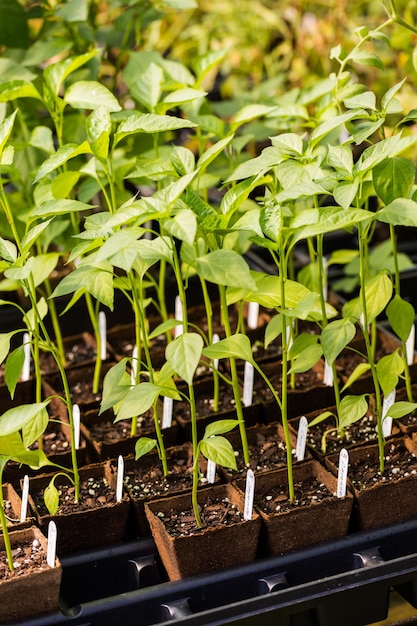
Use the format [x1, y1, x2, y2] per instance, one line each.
[98, 311, 107, 361]
[247, 301, 259, 330]
[162, 396, 173, 429]
[406, 324, 415, 366]
[116, 455, 124, 503]
[323, 359, 334, 387]
[337, 448, 349, 498]
[20, 475, 29, 523]
[296, 416, 308, 461]
[21, 332, 31, 382]
[207, 459, 216, 484]
[382, 389, 396, 438]
[174, 295, 184, 337]
[73, 404, 80, 450]
[47, 521, 58, 568]
[243, 361, 254, 407]
[131, 345, 138, 385]
[244, 468, 255, 521]
[212, 333, 220, 371]
[322, 257, 328, 302]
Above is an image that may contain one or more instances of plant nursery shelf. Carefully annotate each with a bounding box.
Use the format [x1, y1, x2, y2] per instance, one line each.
[13, 515, 417, 626]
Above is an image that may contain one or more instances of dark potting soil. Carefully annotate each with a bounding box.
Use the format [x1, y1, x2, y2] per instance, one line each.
[0, 539, 49, 580]
[224, 431, 291, 479]
[40, 339, 96, 373]
[30, 421, 72, 455]
[348, 441, 417, 491]
[305, 413, 379, 457]
[174, 384, 236, 420]
[125, 448, 210, 501]
[159, 496, 245, 538]
[256, 477, 336, 515]
[252, 365, 324, 403]
[33, 476, 117, 516]
[87, 414, 154, 443]
[3, 498, 19, 524]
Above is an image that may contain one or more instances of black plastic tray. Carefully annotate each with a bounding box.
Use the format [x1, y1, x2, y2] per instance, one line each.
[11, 516, 417, 626]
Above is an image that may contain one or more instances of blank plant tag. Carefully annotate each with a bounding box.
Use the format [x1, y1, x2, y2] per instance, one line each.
[406, 325, 415, 366]
[116, 455, 124, 503]
[337, 448, 349, 498]
[322, 258, 328, 302]
[323, 359, 334, 387]
[73, 404, 80, 450]
[162, 396, 173, 429]
[382, 389, 396, 438]
[131, 345, 138, 385]
[98, 311, 107, 360]
[207, 459, 216, 484]
[174, 296, 183, 337]
[243, 361, 254, 407]
[20, 475, 29, 523]
[244, 469, 255, 521]
[296, 416, 308, 461]
[212, 333, 220, 371]
[247, 301, 259, 330]
[21, 332, 31, 382]
[47, 521, 57, 568]
[286, 321, 293, 352]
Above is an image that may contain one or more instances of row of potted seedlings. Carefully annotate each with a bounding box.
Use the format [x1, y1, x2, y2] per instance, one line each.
[2, 8, 417, 624]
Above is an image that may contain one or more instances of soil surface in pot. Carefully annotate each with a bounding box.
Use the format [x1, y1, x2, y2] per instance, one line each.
[87, 414, 155, 444]
[174, 383, 236, 420]
[39, 337, 97, 373]
[32, 475, 117, 516]
[0, 539, 48, 580]
[252, 364, 324, 402]
[348, 440, 417, 491]
[159, 495, 245, 537]
[224, 429, 292, 479]
[303, 413, 380, 457]
[256, 476, 337, 514]
[125, 447, 210, 501]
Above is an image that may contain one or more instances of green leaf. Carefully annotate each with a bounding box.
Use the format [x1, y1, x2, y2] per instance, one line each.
[288, 344, 323, 374]
[51, 265, 114, 310]
[310, 110, 362, 146]
[377, 198, 417, 227]
[5, 345, 25, 398]
[202, 334, 253, 363]
[22, 407, 49, 448]
[327, 145, 354, 175]
[288, 333, 319, 360]
[163, 209, 197, 245]
[321, 318, 356, 365]
[34, 141, 92, 183]
[44, 480, 59, 516]
[0, 80, 42, 102]
[308, 410, 336, 428]
[373, 158, 416, 205]
[100, 359, 131, 414]
[0, 401, 50, 437]
[166, 333, 204, 385]
[0, 110, 17, 160]
[0, 237, 17, 263]
[148, 319, 182, 340]
[338, 394, 368, 428]
[132, 62, 163, 111]
[200, 436, 237, 470]
[344, 91, 376, 110]
[204, 419, 239, 438]
[376, 349, 404, 396]
[44, 50, 98, 95]
[197, 136, 234, 170]
[386, 295, 415, 342]
[114, 112, 197, 145]
[264, 314, 282, 348]
[64, 81, 122, 112]
[386, 401, 417, 420]
[351, 50, 384, 70]
[0, 332, 14, 366]
[115, 383, 162, 421]
[341, 362, 371, 392]
[362, 271, 393, 324]
[195, 250, 256, 289]
[135, 437, 158, 460]
[87, 107, 111, 161]
[55, 0, 88, 22]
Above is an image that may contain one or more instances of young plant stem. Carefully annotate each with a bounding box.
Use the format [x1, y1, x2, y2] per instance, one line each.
[199, 276, 219, 412]
[0, 471, 14, 572]
[317, 235, 343, 427]
[389, 224, 413, 402]
[85, 294, 102, 396]
[190, 384, 203, 528]
[358, 227, 384, 473]
[219, 284, 250, 467]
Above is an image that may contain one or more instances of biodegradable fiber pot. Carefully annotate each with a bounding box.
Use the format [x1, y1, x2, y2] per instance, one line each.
[238, 460, 353, 557]
[326, 437, 417, 531]
[27, 461, 130, 554]
[145, 483, 261, 581]
[0, 526, 62, 624]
